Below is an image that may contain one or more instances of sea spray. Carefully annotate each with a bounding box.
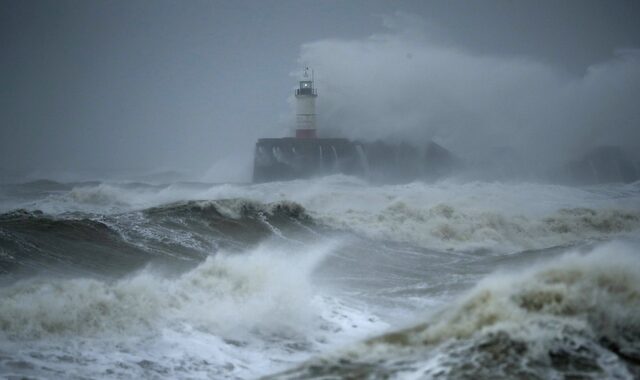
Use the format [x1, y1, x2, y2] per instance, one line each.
[0, 239, 339, 339]
[0, 239, 389, 379]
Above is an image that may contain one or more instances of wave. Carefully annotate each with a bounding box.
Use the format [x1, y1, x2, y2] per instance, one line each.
[0, 209, 154, 278]
[323, 202, 640, 253]
[241, 177, 640, 253]
[0, 243, 327, 339]
[117, 199, 315, 253]
[0, 199, 316, 277]
[144, 198, 308, 221]
[0, 241, 391, 379]
[269, 240, 640, 379]
[3, 177, 640, 254]
[68, 184, 135, 207]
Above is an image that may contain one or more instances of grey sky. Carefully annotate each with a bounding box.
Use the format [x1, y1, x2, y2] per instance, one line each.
[1, 0, 639, 181]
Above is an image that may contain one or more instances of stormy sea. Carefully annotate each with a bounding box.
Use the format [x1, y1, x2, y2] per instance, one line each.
[1, 175, 639, 379]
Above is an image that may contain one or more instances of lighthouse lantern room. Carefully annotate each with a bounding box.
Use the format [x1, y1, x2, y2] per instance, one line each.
[295, 67, 318, 139]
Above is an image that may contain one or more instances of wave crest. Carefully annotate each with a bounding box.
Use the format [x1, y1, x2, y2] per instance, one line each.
[0, 242, 333, 339]
[272, 241, 640, 379]
[145, 199, 308, 221]
[321, 201, 640, 253]
[68, 184, 133, 207]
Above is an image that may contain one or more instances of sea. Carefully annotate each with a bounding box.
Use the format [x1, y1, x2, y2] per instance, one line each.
[0, 175, 639, 379]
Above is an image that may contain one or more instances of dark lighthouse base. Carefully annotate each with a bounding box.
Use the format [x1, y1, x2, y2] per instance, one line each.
[252, 138, 460, 183]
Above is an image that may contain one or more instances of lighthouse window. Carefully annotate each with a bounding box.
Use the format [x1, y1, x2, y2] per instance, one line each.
[297, 81, 315, 95]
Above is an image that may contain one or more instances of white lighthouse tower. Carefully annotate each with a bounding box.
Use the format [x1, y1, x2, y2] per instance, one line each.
[294, 67, 318, 138]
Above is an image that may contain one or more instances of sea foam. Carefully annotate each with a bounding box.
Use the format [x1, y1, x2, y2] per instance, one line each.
[271, 240, 640, 379]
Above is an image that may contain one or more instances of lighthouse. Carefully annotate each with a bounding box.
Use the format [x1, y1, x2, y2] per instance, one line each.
[295, 67, 318, 138]
[253, 68, 460, 183]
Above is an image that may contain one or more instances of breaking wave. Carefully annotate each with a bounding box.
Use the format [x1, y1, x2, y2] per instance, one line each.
[4, 177, 640, 254]
[0, 243, 327, 339]
[68, 184, 135, 207]
[270, 240, 640, 379]
[144, 198, 308, 221]
[321, 202, 640, 253]
[0, 241, 389, 378]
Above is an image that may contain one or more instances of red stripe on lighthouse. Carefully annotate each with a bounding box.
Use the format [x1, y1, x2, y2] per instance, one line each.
[296, 129, 317, 139]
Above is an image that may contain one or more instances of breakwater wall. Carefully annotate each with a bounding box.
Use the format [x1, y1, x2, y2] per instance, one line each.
[252, 138, 460, 183]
